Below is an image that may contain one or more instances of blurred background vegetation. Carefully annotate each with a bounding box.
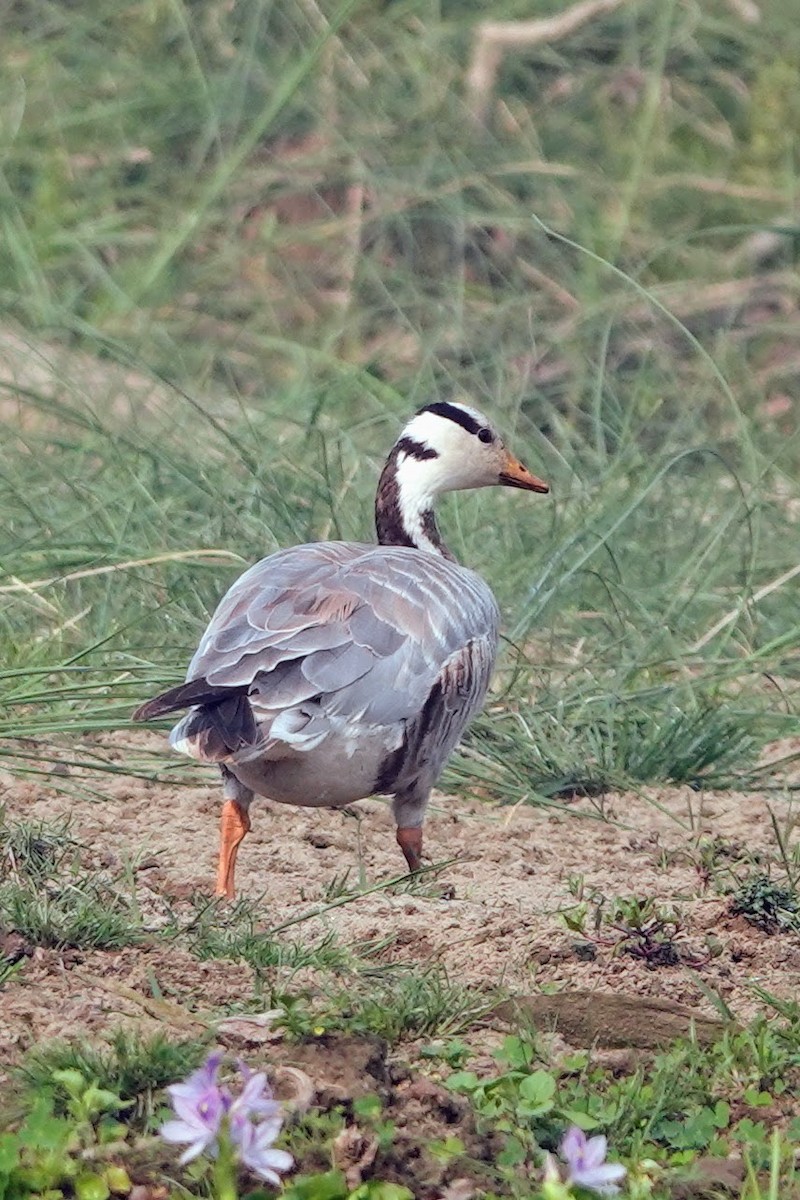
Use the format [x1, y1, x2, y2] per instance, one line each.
[1, 0, 799, 800]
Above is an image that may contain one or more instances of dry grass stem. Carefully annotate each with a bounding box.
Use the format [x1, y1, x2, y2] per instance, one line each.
[649, 174, 786, 203]
[690, 561, 800, 653]
[0, 550, 246, 595]
[467, 0, 631, 122]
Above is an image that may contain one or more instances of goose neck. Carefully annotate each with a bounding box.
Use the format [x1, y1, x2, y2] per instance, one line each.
[374, 439, 454, 559]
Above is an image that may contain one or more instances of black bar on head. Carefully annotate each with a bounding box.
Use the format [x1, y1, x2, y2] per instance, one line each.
[416, 402, 480, 437]
[395, 436, 438, 461]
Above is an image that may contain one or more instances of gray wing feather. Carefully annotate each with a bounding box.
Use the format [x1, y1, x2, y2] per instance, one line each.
[187, 542, 500, 744]
[299, 641, 376, 692]
[380, 632, 496, 803]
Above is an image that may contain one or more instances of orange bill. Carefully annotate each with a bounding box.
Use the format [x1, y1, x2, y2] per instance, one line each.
[498, 451, 549, 493]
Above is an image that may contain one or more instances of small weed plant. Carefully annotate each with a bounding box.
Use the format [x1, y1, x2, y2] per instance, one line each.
[21, 1032, 212, 1129]
[560, 890, 701, 967]
[0, 1068, 133, 1200]
[730, 873, 800, 934]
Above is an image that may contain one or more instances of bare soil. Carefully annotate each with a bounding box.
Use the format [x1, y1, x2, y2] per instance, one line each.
[2, 731, 798, 1071]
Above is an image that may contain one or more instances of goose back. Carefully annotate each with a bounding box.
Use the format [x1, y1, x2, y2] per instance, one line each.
[184, 542, 500, 740]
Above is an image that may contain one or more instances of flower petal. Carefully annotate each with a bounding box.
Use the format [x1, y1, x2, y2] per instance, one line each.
[560, 1125, 587, 1166]
[571, 1162, 627, 1195]
[171, 1091, 217, 1126]
[241, 1143, 294, 1182]
[586, 1164, 627, 1184]
[234, 1116, 293, 1183]
[231, 1071, 279, 1121]
[267, 1147, 296, 1166]
[200, 1051, 224, 1081]
[238, 1070, 268, 1102]
[178, 1136, 218, 1165]
[583, 1134, 608, 1169]
[254, 1113, 283, 1142]
[263, 1149, 294, 1173]
[168, 1053, 223, 1104]
[160, 1119, 197, 1144]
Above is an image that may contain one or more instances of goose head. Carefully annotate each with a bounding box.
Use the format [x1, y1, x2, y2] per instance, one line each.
[398, 401, 549, 494]
[376, 401, 549, 557]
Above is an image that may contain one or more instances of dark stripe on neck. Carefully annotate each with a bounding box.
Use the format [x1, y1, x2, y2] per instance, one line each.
[417, 401, 480, 437]
[374, 445, 453, 559]
[375, 445, 417, 550]
[395, 435, 438, 462]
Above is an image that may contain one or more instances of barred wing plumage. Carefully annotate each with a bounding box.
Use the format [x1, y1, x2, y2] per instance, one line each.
[184, 542, 500, 753]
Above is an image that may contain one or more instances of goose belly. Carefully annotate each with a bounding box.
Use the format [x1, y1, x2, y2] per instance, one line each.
[228, 725, 399, 807]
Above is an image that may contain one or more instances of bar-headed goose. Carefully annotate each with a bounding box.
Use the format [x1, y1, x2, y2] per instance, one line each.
[134, 402, 548, 898]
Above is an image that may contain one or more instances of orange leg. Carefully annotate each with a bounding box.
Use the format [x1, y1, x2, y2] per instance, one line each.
[396, 825, 423, 873]
[215, 799, 251, 899]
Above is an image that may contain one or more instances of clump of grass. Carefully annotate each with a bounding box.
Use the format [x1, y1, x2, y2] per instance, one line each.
[176, 894, 353, 978]
[0, 808, 144, 951]
[0, 876, 143, 950]
[329, 967, 497, 1041]
[261, 966, 495, 1042]
[465, 694, 764, 805]
[19, 1029, 211, 1128]
[605, 703, 762, 790]
[730, 874, 800, 935]
[0, 809, 76, 882]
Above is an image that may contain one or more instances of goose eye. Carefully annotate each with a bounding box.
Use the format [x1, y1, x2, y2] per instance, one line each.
[477, 427, 494, 444]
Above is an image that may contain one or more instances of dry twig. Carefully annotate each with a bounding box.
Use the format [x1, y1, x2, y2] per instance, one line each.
[467, 0, 631, 123]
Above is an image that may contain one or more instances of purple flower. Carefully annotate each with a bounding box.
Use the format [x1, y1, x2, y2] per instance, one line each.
[234, 1112, 295, 1185]
[228, 1064, 283, 1143]
[559, 1126, 627, 1196]
[161, 1052, 229, 1163]
[160, 1053, 293, 1187]
[233, 1062, 282, 1121]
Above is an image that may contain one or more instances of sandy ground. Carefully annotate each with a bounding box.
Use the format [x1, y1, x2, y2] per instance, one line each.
[2, 730, 798, 1072]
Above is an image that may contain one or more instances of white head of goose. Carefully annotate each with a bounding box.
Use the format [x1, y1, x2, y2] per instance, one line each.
[133, 401, 549, 898]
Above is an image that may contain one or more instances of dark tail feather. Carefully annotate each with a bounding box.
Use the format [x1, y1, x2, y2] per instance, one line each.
[132, 678, 247, 722]
[169, 693, 259, 762]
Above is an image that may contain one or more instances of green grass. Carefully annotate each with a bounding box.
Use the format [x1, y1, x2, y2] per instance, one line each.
[0, 809, 76, 880]
[177, 893, 359, 977]
[0, 876, 144, 951]
[323, 966, 498, 1041]
[1, 3, 798, 793]
[18, 1030, 212, 1129]
[6, 994, 800, 1199]
[2, 0, 800, 1195]
[441, 1010, 800, 1187]
[0, 809, 144, 950]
